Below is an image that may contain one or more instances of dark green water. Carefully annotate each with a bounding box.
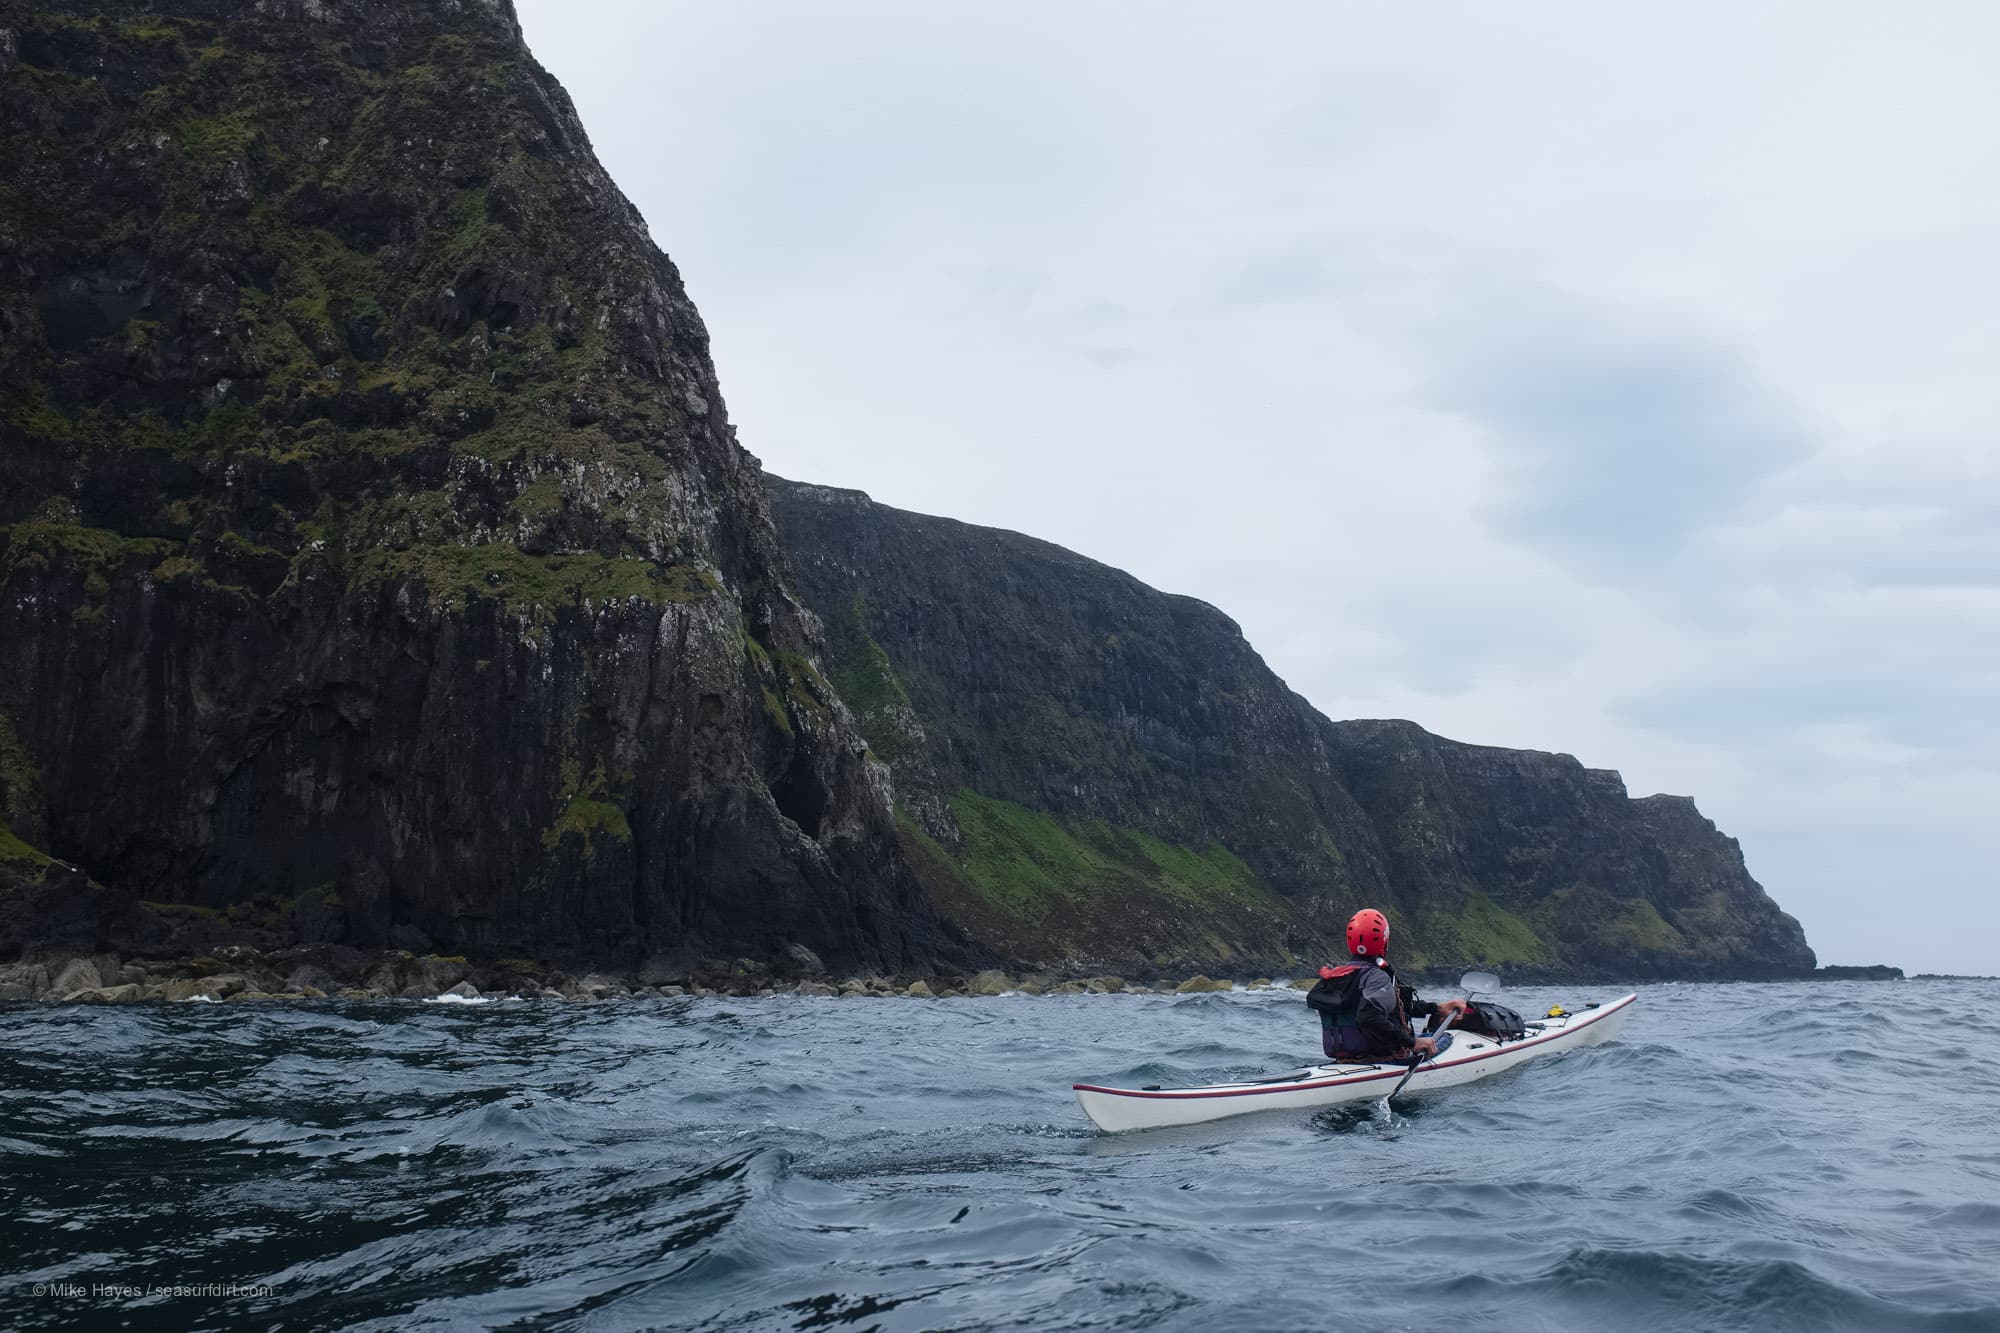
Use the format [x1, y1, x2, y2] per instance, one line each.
[3, 980, 1997, 1331]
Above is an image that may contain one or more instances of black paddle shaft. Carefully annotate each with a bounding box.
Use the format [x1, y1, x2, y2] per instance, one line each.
[1385, 1010, 1457, 1102]
[1385, 970, 1499, 1104]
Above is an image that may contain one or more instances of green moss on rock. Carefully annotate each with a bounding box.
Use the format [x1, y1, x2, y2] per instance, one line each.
[541, 761, 632, 855]
[118, 16, 187, 43]
[346, 544, 717, 618]
[2, 523, 180, 600]
[172, 110, 258, 163]
[0, 714, 42, 835]
[5, 388, 85, 442]
[510, 475, 565, 524]
[1537, 884, 1687, 958]
[442, 187, 495, 262]
[543, 797, 630, 853]
[828, 596, 910, 715]
[761, 686, 793, 735]
[1408, 892, 1554, 968]
[0, 824, 54, 869]
[948, 788, 1281, 920]
[773, 650, 834, 719]
[139, 900, 221, 919]
[741, 629, 773, 675]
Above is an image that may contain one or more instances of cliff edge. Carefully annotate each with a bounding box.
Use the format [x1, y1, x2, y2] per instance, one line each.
[766, 478, 1817, 980]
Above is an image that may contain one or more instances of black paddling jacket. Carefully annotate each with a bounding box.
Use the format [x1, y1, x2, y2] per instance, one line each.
[1307, 959, 1415, 1059]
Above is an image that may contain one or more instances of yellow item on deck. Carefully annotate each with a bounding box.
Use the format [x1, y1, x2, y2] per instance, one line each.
[1546, 1005, 1566, 1018]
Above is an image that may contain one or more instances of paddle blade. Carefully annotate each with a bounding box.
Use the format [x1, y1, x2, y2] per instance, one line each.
[1459, 970, 1501, 994]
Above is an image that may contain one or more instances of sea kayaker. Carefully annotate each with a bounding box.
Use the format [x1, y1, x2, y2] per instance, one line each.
[1306, 908, 1468, 1063]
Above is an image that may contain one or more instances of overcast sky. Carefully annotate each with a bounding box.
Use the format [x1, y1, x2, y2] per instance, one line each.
[516, 1, 1997, 976]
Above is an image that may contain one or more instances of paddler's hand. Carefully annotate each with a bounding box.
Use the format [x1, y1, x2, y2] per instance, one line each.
[1411, 1036, 1439, 1057]
[1433, 998, 1468, 1019]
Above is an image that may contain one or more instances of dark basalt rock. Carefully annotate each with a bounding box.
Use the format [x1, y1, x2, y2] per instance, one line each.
[0, 0, 962, 974]
[765, 478, 1819, 980]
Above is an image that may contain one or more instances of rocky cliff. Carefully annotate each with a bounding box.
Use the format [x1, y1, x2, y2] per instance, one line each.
[0, 0, 959, 973]
[766, 479, 1818, 980]
[0, 0, 1819, 986]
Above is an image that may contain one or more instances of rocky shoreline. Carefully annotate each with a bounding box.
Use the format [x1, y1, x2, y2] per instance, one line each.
[0, 945, 1296, 1005]
[0, 945, 1911, 1005]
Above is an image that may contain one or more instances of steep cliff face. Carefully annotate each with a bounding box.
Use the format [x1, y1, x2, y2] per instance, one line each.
[0, 1, 955, 971]
[766, 478, 1817, 979]
[768, 480, 1381, 973]
[1322, 721, 1815, 977]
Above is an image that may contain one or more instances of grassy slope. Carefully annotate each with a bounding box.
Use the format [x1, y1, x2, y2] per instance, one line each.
[895, 792, 1309, 973]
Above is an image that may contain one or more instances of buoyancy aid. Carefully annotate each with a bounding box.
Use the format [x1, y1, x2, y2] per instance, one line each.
[1305, 959, 1411, 1059]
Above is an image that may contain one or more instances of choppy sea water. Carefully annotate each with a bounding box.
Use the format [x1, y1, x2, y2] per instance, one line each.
[3, 979, 1998, 1332]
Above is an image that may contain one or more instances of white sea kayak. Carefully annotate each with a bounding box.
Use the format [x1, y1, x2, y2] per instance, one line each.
[1073, 992, 1637, 1132]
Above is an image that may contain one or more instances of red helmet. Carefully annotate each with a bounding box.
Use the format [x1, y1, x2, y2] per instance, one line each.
[1346, 908, 1390, 958]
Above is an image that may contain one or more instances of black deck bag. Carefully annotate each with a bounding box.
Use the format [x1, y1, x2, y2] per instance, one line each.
[1458, 1000, 1527, 1040]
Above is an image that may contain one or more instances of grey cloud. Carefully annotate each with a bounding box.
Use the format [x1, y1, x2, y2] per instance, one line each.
[959, 265, 1045, 318]
[1828, 507, 2000, 591]
[1736, 824, 1997, 974]
[1277, 70, 1446, 164]
[1062, 302, 1130, 332]
[1211, 247, 1333, 312]
[1020, 298, 1133, 339]
[533, 6, 1124, 289]
[1355, 581, 1594, 695]
[1766, 488, 2000, 594]
[1202, 240, 1401, 315]
[1614, 663, 2000, 757]
[1424, 279, 1811, 568]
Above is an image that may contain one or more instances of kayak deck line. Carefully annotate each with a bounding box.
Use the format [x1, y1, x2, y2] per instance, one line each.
[1073, 992, 1638, 1130]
